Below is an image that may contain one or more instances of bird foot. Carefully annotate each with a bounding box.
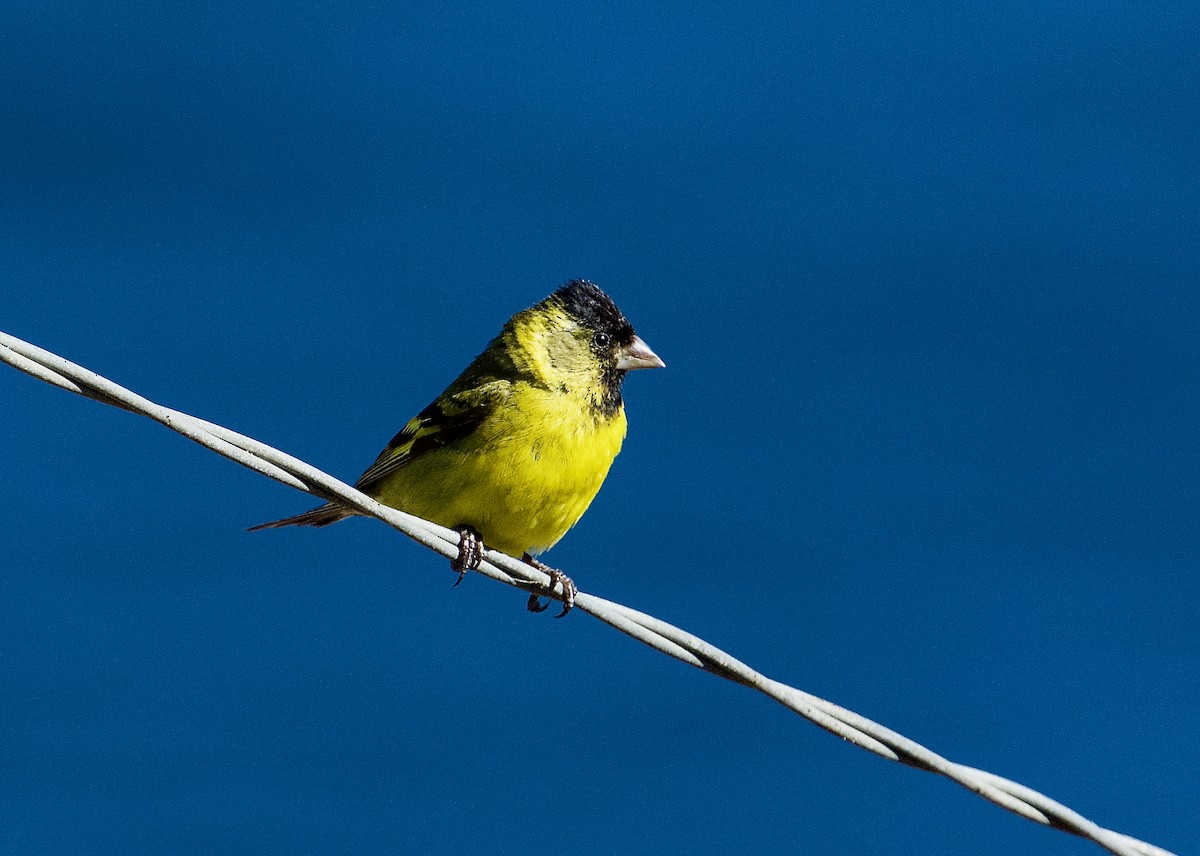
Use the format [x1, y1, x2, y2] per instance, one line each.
[522, 553, 577, 618]
[450, 525, 483, 586]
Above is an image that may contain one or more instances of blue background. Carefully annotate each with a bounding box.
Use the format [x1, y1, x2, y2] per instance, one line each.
[2, 3, 1196, 854]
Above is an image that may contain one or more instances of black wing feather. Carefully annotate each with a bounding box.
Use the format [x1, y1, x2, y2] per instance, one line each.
[353, 394, 499, 491]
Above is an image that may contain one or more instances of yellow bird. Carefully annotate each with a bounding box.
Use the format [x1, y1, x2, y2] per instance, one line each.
[251, 280, 664, 615]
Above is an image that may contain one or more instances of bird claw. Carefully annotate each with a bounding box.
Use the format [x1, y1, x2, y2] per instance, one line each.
[450, 525, 483, 586]
[523, 554, 577, 618]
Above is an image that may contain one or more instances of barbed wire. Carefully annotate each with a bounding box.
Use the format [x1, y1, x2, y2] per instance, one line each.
[0, 328, 1176, 856]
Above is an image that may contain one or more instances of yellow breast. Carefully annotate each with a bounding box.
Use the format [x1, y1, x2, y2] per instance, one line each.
[370, 382, 627, 557]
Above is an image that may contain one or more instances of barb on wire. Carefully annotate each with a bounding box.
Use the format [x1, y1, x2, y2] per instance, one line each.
[0, 329, 1175, 856]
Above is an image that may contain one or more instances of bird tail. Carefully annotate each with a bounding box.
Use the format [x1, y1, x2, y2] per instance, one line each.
[247, 503, 354, 531]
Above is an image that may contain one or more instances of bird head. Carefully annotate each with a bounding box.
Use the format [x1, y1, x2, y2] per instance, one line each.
[513, 280, 664, 415]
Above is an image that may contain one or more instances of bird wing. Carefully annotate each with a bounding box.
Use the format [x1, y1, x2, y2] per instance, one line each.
[353, 380, 510, 491]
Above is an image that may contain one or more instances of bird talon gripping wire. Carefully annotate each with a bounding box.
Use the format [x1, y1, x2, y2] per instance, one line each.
[450, 525, 484, 586]
[521, 554, 577, 617]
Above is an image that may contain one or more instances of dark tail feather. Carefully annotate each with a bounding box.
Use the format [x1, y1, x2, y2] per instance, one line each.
[247, 503, 353, 531]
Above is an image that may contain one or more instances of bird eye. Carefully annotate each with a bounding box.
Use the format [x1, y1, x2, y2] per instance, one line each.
[593, 331, 611, 348]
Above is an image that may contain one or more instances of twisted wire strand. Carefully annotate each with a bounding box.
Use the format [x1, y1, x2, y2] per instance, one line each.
[0, 329, 1175, 856]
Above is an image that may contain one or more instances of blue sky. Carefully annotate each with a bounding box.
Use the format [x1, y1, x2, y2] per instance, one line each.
[2, 3, 1197, 854]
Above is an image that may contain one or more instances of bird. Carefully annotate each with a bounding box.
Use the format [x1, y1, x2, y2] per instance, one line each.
[250, 279, 664, 616]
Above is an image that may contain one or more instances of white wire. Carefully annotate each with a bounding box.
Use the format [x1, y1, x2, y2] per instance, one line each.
[0, 329, 1177, 856]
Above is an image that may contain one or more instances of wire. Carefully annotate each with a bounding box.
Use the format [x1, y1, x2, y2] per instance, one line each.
[0, 329, 1177, 856]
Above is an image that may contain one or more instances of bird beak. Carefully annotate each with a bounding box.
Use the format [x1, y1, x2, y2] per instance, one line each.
[616, 335, 665, 371]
